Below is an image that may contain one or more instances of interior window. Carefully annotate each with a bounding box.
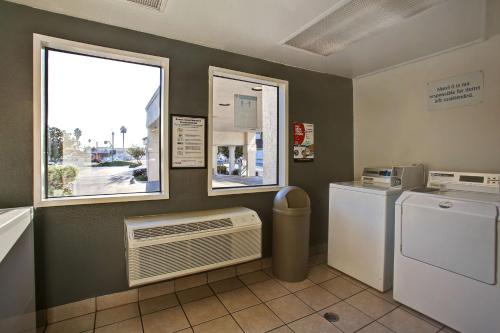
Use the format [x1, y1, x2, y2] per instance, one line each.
[42, 48, 163, 199]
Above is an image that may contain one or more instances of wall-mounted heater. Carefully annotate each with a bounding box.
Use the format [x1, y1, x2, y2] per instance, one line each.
[125, 207, 262, 287]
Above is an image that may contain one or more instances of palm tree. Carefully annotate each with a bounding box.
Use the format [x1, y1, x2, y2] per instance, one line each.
[120, 126, 127, 159]
[74, 128, 82, 147]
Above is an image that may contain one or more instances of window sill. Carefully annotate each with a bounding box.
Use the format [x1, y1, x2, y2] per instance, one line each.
[34, 192, 169, 207]
[208, 185, 282, 197]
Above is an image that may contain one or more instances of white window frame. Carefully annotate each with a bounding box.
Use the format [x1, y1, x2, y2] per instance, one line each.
[33, 34, 170, 207]
[208, 66, 289, 196]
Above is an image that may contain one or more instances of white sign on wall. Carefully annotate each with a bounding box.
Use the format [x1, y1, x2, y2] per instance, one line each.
[427, 71, 483, 110]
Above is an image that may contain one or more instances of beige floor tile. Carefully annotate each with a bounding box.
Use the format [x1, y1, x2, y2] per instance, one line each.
[232, 304, 283, 333]
[207, 267, 236, 283]
[182, 296, 228, 326]
[288, 313, 342, 333]
[192, 315, 243, 333]
[366, 288, 398, 305]
[139, 281, 174, 301]
[320, 277, 363, 299]
[209, 277, 244, 294]
[97, 289, 138, 311]
[139, 293, 179, 315]
[177, 329, 194, 333]
[236, 260, 262, 275]
[340, 274, 370, 290]
[266, 294, 314, 323]
[357, 322, 393, 333]
[320, 264, 343, 276]
[94, 317, 143, 333]
[45, 313, 95, 333]
[177, 285, 213, 304]
[95, 303, 140, 328]
[346, 290, 397, 319]
[295, 285, 341, 311]
[400, 305, 444, 329]
[217, 287, 261, 313]
[248, 279, 290, 302]
[268, 326, 292, 333]
[175, 273, 207, 291]
[318, 301, 373, 333]
[142, 306, 190, 333]
[308, 265, 338, 284]
[276, 278, 314, 292]
[239, 271, 271, 285]
[378, 308, 440, 333]
[47, 298, 96, 323]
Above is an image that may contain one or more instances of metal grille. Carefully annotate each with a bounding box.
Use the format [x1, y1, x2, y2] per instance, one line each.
[284, 0, 446, 56]
[128, 228, 261, 281]
[133, 218, 233, 240]
[126, 0, 167, 11]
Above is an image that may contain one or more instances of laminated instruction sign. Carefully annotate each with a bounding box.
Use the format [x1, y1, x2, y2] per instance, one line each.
[293, 122, 314, 162]
[427, 71, 483, 110]
[171, 115, 207, 168]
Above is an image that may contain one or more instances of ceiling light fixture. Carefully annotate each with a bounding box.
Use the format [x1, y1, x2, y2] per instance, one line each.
[283, 0, 447, 56]
[125, 0, 168, 12]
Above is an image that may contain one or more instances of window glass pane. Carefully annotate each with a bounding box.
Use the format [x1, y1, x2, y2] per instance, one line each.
[212, 76, 278, 189]
[45, 49, 162, 198]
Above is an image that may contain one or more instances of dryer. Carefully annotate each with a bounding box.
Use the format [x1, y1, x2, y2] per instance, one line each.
[394, 171, 500, 333]
[328, 165, 424, 291]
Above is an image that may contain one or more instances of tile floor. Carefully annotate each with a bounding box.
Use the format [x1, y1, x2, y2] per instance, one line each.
[41, 262, 459, 333]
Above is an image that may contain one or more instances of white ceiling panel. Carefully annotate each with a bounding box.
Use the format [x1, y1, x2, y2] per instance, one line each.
[6, 0, 492, 78]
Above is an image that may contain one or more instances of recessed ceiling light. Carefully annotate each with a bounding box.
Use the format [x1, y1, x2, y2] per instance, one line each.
[125, 0, 168, 12]
[219, 103, 230, 107]
[283, 0, 447, 56]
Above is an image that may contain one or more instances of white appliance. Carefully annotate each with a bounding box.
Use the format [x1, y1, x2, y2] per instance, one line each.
[328, 165, 425, 291]
[394, 171, 500, 333]
[125, 207, 262, 287]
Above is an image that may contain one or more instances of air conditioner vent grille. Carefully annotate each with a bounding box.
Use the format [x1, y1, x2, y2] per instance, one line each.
[126, 0, 167, 12]
[128, 228, 261, 281]
[133, 218, 233, 240]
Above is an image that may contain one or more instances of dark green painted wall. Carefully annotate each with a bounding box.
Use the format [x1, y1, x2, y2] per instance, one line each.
[0, 1, 353, 309]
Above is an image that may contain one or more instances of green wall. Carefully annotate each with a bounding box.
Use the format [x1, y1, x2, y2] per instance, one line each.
[0, 1, 353, 309]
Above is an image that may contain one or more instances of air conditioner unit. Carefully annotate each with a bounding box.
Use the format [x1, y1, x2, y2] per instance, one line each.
[125, 207, 262, 287]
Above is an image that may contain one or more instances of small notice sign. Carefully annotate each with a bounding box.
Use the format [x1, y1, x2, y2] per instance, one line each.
[171, 115, 207, 169]
[293, 122, 314, 162]
[427, 71, 483, 110]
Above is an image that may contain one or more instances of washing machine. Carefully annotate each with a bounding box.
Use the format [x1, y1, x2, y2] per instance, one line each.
[328, 165, 424, 291]
[394, 171, 500, 333]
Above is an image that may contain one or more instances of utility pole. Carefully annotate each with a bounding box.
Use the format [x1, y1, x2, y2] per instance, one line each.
[111, 131, 115, 162]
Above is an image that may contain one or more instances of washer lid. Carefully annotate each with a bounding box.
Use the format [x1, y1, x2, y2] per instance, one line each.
[330, 181, 402, 196]
[401, 194, 498, 284]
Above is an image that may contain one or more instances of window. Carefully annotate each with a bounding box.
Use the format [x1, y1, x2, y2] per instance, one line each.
[208, 67, 288, 195]
[33, 35, 169, 206]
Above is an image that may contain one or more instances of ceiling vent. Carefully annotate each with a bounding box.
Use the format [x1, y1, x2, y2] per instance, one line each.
[283, 0, 447, 56]
[125, 0, 168, 12]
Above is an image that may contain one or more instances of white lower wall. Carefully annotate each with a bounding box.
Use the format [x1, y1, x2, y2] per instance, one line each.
[353, 34, 500, 178]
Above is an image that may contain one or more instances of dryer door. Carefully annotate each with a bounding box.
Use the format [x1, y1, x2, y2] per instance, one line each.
[401, 195, 498, 284]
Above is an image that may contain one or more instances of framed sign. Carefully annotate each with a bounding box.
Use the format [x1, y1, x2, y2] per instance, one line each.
[170, 115, 207, 169]
[293, 122, 314, 162]
[427, 71, 483, 110]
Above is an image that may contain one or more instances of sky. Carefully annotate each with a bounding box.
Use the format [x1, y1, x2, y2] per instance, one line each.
[47, 49, 161, 148]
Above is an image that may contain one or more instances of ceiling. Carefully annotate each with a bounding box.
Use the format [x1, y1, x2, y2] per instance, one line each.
[6, 0, 491, 78]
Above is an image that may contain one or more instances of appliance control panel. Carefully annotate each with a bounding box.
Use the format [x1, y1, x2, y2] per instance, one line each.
[428, 171, 500, 194]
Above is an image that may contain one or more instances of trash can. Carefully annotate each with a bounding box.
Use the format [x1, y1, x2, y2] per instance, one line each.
[272, 186, 311, 282]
